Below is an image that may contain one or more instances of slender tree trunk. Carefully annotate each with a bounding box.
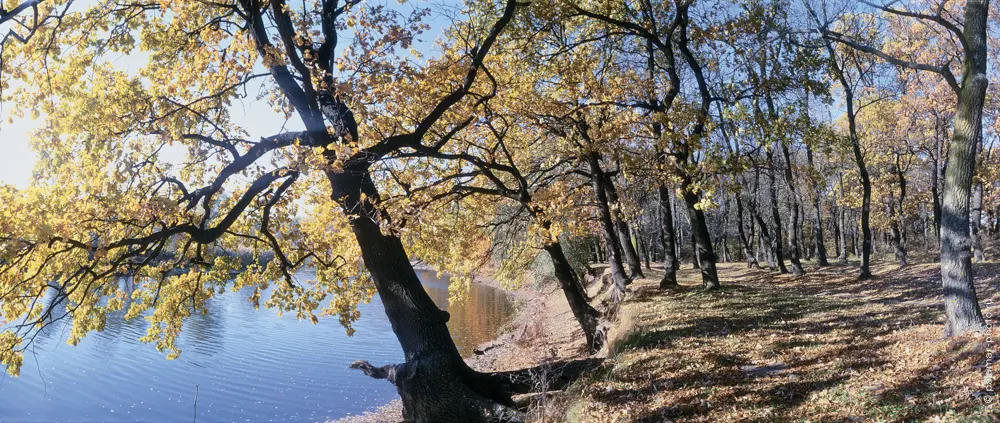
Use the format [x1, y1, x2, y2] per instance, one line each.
[586, 153, 630, 303]
[542, 237, 604, 351]
[836, 176, 849, 264]
[779, 141, 806, 275]
[932, 131, 945, 241]
[994, 205, 1000, 235]
[748, 169, 778, 270]
[679, 180, 721, 289]
[635, 224, 652, 270]
[659, 185, 679, 288]
[888, 194, 907, 266]
[673, 198, 682, 269]
[734, 190, 758, 268]
[832, 198, 842, 259]
[890, 154, 908, 265]
[940, 0, 989, 337]
[850, 129, 872, 278]
[604, 176, 645, 279]
[766, 146, 790, 274]
[805, 133, 830, 266]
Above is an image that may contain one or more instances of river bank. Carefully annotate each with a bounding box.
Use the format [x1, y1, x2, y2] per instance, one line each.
[331, 269, 597, 423]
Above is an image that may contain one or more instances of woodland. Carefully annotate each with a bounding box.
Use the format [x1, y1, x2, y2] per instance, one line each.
[0, 0, 998, 422]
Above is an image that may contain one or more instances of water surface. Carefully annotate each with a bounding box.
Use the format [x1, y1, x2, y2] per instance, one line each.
[0, 269, 514, 422]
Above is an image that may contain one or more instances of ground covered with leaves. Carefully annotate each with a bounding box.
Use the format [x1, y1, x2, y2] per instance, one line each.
[561, 262, 999, 423]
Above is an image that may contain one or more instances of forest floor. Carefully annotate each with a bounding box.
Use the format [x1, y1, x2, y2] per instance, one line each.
[331, 260, 1000, 423]
[561, 261, 1000, 423]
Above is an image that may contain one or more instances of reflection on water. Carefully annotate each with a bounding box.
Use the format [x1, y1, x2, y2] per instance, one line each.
[0, 269, 513, 422]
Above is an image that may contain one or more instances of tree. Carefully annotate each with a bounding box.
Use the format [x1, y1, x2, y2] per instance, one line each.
[0, 0, 542, 420]
[813, 0, 990, 335]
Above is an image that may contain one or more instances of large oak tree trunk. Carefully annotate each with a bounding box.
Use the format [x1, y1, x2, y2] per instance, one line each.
[940, 0, 989, 337]
[329, 169, 519, 422]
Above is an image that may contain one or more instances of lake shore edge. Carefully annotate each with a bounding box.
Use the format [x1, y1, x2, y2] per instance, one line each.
[329, 267, 593, 423]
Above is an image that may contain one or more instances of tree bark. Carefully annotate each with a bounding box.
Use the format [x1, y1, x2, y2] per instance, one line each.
[940, 0, 989, 337]
[836, 175, 849, 264]
[825, 48, 872, 278]
[748, 169, 778, 270]
[766, 145, 790, 274]
[971, 180, 984, 262]
[804, 100, 830, 266]
[329, 169, 520, 422]
[690, 231, 701, 269]
[932, 121, 946, 242]
[586, 152, 630, 303]
[779, 140, 806, 275]
[679, 181, 721, 289]
[636, 224, 652, 270]
[604, 176, 645, 279]
[542, 239, 604, 351]
[658, 185, 679, 288]
[889, 154, 908, 265]
[734, 190, 758, 268]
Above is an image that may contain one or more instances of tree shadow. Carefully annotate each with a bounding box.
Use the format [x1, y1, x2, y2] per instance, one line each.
[578, 262, 1000, 422]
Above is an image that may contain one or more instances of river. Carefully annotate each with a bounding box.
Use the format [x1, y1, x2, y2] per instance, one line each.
[0, 269, 515, 422]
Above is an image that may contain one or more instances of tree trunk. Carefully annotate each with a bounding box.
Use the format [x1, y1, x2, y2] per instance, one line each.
[890, 154, 908, 265]
[329, 169, 520, 422]
[604, 176, 645, 279]
[749, 169, 778, 270]
[849, 122, 872, 279]
[780, 141, 806, 275]
[542, 239, 604, 351]
[734, 189, 758, 268]
[836, 176, 849, 264]
[690, 231, 701, 269]
[888, 194, 907, 266]
[805, 133, 830, 266]
[940, 0, 989, 337]
[679, 181, 721, 289]
[635, 224, 652, 270]
[658, 185, 679, 288]
[766, 146, 790, 274]
[586, 153, 630, 303]
[971, 179, 984, 262]
[720, 194, 731, 263]
[932, 130, 945, 241]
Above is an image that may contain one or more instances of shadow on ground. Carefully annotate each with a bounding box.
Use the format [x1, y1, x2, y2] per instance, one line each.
[566, 260, 999, 423]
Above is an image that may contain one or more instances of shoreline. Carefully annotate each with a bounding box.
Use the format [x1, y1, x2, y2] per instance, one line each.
[330, 270, 592, 423]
